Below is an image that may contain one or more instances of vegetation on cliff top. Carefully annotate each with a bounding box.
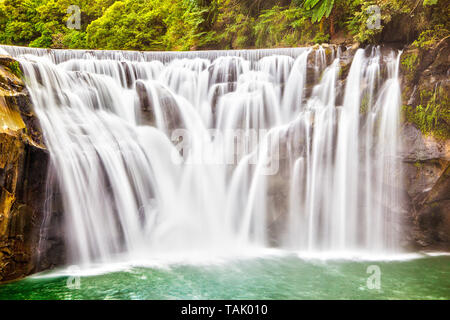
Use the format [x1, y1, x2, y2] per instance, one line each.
[0, 0, 448, 50]
[399, 4, 449, 141]
[403, 88, 450, 140]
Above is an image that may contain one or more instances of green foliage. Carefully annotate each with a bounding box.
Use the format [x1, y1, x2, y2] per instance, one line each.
[207, 0, 255, 49]
[346, 0, 413, 44]
[360, 93, 370, 114]
[254, 6, 317, 47]
[62, 30, 87, 49]
[401, 53, 418, 72]
[0, 0, 447, 50]
[0, 0, 340, 49]
[404, 88, 450, 139]
[303, 0, 335, 23]
[346, 1, 395, 44]
[346, 1, 377, 43]
[401, 51, 418, 82]
[6, 60, 23, 78]
[412, 24, 449, 48]
[423, 0, 438, 6]
[0, 0, 109, 48]
[85, 0, 169, 51]
[312, 31, 329, 44]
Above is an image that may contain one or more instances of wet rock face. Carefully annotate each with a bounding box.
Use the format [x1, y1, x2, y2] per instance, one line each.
[399, 38, 450, 250]
[0, 55, 51, 282]
[416, 165, 450, 245]
[401, 124, 450, 249]
[135, 80, 186, 134]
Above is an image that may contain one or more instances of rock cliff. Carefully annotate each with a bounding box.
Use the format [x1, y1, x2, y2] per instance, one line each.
[400, 37, 450, 250]
[0, 55, 49, 282]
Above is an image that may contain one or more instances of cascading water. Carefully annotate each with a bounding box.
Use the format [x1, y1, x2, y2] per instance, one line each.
[0, 45, 403, 265]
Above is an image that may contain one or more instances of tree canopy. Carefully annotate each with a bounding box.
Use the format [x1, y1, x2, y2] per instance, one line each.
[0, 0, 447, 50]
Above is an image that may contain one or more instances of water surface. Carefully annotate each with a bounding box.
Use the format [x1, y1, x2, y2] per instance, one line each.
[1, 254, 448, 300]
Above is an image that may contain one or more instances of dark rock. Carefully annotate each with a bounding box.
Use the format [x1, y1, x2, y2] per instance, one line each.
[401, 124, 450, 250]
[207, 57, 244, 87]
[401, 123, 449, 162]
[135, 80, 185, 134]
[0, 56, 50, 282]
[135, 80, 155, 126]
[412, 164, 450, 245]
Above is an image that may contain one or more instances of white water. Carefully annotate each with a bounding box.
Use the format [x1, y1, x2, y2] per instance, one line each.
[0, 45, 403, 265]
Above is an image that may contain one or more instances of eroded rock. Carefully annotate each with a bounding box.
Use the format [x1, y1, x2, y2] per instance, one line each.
[0, 55, 50, 282]
[401, 124, 450, 250]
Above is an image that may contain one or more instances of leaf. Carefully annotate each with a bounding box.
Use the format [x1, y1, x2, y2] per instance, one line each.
[312, 1, 327, 22]
[325, 0, 335, 18]
[304, 0, 335, 22]
[304, 0, 321, 10]
[423, 0, 438, 6]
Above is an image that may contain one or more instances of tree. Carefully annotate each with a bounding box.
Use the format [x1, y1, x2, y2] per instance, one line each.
[86, 0, 206, 51]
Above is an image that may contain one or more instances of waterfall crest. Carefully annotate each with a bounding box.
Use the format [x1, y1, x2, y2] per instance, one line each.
[1, 45, 403, 264]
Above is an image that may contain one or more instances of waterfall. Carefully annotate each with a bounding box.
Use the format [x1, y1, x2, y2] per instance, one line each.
[0, 45, 403, 264]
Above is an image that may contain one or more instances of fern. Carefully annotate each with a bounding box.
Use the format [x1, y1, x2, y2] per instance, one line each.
[303, 0, 335, 23]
